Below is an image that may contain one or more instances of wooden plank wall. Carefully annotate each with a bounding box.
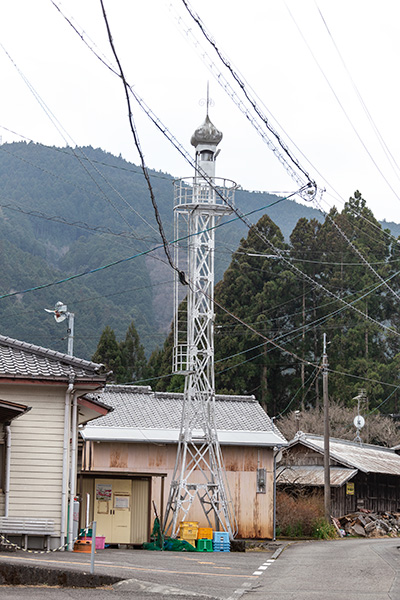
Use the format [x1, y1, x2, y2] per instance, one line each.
[85, 441, 276, 539]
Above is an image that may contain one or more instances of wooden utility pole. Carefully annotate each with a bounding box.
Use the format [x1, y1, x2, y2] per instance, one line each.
[323, 333, 331, 521]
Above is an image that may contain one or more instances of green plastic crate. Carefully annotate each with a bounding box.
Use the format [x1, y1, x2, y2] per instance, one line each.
[197, 538, 213, 552]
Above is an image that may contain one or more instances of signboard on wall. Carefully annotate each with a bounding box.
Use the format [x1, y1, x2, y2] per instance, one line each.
[114, 496, 130, 509]
[346, 482, 355, 496]
[96, 483, 112, 500]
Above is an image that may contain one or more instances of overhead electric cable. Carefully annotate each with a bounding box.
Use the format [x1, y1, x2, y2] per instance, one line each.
[315, 199, 400, 302]
[0, 195, 287, 300]
[178, 0, 317, 202]
[315, 2, 400, 184]
[99, 0, 185, 283]
[285, 3, 400, 204]
[0, 44, 166, 252]
[53, 1, 399, 338]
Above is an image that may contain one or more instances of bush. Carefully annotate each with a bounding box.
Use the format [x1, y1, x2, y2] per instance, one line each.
[311, 518, 337, 539]
[276, 490, 335, 538]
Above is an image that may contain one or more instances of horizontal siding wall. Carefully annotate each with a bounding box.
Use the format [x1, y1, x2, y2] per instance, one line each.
[0, 384, 67, 533]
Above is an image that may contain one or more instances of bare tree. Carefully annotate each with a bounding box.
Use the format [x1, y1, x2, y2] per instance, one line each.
[277, 401, 399, 447]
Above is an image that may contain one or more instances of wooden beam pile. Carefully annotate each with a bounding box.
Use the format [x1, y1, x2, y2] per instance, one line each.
[335, 510, 400, 537]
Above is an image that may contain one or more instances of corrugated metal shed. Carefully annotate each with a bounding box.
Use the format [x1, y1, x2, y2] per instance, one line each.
[277, 465, 358, 487]
[289, 433, 400, 476]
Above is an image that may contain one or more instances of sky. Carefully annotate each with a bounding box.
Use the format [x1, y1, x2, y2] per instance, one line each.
[2, 1, 400, 223]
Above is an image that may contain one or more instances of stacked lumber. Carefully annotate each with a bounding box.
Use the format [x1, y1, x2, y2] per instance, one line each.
[335, 510, 400, 537]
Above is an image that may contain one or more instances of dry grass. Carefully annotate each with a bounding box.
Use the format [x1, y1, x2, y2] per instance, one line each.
[276, 490, 324, 537]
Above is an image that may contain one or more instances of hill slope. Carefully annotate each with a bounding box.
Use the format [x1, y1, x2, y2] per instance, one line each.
[0, 141, 396, 359]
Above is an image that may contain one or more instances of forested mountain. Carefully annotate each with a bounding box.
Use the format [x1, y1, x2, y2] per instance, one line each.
[149, 193, 400, 417]
[2, 142, 400, 419]
[0, 140, 325, 359]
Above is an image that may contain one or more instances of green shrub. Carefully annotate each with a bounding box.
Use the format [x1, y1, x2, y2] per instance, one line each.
[311, 518, 337, 539]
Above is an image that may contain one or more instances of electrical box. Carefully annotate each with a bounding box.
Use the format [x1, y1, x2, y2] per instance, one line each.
[256, 468, 266, 494]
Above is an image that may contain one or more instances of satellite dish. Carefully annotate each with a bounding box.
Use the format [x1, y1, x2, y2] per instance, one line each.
[354, 415, 365, 429]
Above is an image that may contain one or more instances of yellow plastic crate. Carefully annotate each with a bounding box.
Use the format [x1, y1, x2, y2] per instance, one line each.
[179, 521, 199, 539]
[179, 528, 198, 540]
[179, 521, 199, 529]
[183, 538, 196, 547]
[197, 527, 213, 540]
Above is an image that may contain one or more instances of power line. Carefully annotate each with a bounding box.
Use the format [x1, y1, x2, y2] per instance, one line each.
[315, 2, 400, 185]
[99, 0, 185, 284]
[48, 2, 400, 346]
[285, 3, 400, 204]
[177, 0, 318, 202]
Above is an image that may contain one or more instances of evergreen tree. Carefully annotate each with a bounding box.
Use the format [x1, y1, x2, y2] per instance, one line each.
[214, 214, 294, 413]
[119, 321, 147, 383]
[92, 326, 123, 382]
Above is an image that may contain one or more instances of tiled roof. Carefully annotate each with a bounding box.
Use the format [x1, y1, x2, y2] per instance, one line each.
[83, 384, 287, 446]
[289, 433, 400, 476]
[0, 335, 106, 382]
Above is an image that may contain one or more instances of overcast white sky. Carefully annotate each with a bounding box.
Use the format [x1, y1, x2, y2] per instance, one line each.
[1, 1, 400, 223]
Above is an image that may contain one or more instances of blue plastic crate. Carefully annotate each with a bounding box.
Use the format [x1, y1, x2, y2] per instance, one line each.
[213, 531, 229, 544]
[212, 531, 230, 552]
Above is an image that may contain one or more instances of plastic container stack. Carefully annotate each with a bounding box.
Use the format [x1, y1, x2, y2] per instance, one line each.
[197, 538, 213, 552]
[178, 521, 199, 547]
[212, 531, 230, 552]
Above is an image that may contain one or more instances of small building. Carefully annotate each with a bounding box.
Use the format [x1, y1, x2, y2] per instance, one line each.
[277, 432, 400, 516]
[0, 334, 109, 548]
[79, 385, 287, 543]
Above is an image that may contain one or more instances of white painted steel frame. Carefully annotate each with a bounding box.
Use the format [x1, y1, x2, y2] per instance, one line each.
[164, 175, 238, 539]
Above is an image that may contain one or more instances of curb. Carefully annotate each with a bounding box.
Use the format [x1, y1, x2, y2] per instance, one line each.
[0, 561, 121, 588]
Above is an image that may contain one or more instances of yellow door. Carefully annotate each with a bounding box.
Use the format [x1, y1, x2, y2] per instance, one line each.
[94, 479, 131, 544]
[112, 480, 131, 544]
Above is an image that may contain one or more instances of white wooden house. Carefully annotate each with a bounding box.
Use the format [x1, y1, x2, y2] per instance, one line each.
[0, 334, 109, 549]
[79, 385, 287, 543]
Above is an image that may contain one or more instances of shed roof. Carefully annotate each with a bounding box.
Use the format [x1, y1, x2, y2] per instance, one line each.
[0, 398, 31, 423]
[288, 433, 400, 476]
[277, 465, 358, 487]
[0, 335, 107, 383]
[81, 384, 287, 446]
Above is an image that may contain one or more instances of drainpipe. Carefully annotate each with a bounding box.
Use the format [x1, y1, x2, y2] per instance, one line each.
[61, 376, 74, 550]
[4, 423, 11, 517]
[68, 390, 79, 551]
[272, 445, 284, 541]
[273, 449, 277, 541]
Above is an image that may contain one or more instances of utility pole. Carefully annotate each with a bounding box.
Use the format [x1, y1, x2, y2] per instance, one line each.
[323, 333, 331, 521]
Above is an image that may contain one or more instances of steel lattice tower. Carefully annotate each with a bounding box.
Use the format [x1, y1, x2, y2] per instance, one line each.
[163, 111, 238, 539]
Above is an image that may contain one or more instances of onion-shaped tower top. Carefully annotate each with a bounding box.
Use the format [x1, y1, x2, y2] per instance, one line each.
[190, 114, 223, 148]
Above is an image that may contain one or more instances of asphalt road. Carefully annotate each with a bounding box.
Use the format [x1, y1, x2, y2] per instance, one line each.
[247, 537, 400, 600]
[0, 538, 398, 599]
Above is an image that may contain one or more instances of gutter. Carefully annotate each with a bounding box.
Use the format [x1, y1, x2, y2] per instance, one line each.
[68, 390, 79, 551]
[60, 377, 74, 550]
[4, 423, 11, 517]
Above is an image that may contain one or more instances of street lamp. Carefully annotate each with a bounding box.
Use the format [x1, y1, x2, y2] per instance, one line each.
[44, 301, 75, 356]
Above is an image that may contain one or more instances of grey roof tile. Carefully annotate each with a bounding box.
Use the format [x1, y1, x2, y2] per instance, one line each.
[86, 384, 286, 439]
[0, 335, 106, 382]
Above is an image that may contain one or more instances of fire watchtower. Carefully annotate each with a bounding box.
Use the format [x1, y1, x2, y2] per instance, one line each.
[163, 111, 238, 538]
